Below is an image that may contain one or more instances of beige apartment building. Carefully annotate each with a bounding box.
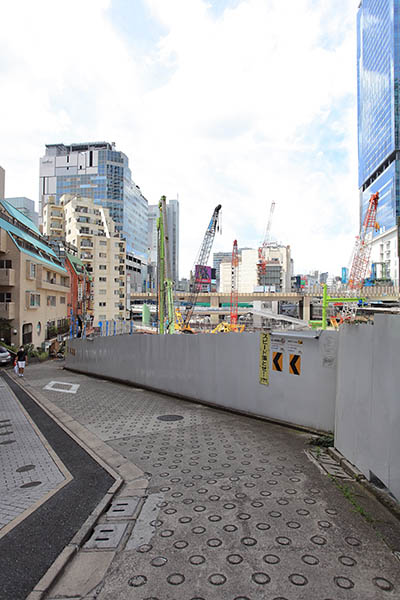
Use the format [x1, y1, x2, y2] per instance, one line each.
[220, 245, 293, 293]
[43, 194, 126, 324]
[0, 199, 69, 348]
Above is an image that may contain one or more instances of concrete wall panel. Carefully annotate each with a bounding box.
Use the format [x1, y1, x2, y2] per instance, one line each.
[336, 316, 400, 500]
[66, 331, 337, 432]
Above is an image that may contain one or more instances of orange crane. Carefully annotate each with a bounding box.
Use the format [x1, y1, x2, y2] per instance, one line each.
[348, 191, 379, 290]
[230, 240, 239, 325]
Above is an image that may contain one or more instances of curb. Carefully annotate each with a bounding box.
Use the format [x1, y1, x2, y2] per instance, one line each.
[7, 375, 146, 600]
[327, 446, 400, 522]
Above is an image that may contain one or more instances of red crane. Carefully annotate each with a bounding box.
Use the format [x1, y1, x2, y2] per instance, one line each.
[348, 192, 379, 290]
[230, 240, 239, 325]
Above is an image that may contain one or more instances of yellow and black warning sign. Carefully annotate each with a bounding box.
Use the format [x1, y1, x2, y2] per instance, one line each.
[289, 354, 301, 376]
[259, 333, 270, 386]
[272, 351, 283, 372]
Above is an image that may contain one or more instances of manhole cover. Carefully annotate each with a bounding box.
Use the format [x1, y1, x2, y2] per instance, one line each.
[157, 415, 183, 422]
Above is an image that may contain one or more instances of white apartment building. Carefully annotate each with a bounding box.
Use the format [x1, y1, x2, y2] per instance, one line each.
[220, 245, 292, 293]
[43, 194, 126, 324]
[369, 226, 399, 286]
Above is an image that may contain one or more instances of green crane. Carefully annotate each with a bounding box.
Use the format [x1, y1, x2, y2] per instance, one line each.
[157, 196, 175, 334]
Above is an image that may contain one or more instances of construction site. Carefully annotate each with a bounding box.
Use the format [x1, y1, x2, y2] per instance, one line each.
[127, 191, 399, 336]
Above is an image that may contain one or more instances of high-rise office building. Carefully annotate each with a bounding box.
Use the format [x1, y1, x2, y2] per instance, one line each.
[148, 199, 179, 285]
[5, 197, 38, 227]
[39, 142, 148, 258]
[357, 0, 400, 284]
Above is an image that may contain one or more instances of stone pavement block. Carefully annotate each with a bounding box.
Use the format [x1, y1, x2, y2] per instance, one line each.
[47, 551, 115, 599]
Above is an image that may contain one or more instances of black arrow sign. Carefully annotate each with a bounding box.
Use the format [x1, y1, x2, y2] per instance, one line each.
[289, 354, 301, 376]
[272, 352, 283, 372]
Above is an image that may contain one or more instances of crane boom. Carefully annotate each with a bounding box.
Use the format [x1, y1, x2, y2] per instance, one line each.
[258, 200, 276, 281]
[230, 239, 239, 325]
[348, 192, 379, 290]
[183, 204, 222, 328]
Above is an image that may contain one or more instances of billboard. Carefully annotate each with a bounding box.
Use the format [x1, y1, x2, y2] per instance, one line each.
[195, 265, 212, 284]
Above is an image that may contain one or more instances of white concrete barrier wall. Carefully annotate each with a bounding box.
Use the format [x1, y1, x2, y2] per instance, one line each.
[336, 315, 400, 500]
[66, 331, 337, 432]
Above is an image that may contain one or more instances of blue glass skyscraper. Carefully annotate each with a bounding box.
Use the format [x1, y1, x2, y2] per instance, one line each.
[357, 0, 400, 283]
[39, 142, 148, 257]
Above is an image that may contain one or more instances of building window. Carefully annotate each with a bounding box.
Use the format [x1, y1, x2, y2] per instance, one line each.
[30, 263, 36, 278]
[99, 265, 107, 270]
[0, 259, 12, 269]
[61, 276, 68, 286]
[99, 240, 107, 246]
[47, 296, 56, 306]
[99, 289, 106, 295]
[30, 293, 40, 307]
[0, 292, 11, 303]
[99, 277, 107, 282]
[60, 296, 66, 304]
[37, 322, 41, 334]
[99, 302, 106, 307]
[99, 252, 107, 258]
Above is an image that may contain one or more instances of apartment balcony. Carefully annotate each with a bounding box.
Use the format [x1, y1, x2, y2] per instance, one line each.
[80, 241, 93, 248]
[81, 254, 93, 261]
[50, 212, 63, 219]
[50, 223, 63, 231]
[0, 269, 15, 286]
[0, 302, 15, 319]
[36, 272, 70, 293]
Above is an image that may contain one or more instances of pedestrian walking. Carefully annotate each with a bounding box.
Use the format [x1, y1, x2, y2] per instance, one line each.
[16, 346, 27, 377]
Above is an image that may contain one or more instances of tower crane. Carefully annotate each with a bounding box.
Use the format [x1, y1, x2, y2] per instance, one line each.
[230, 239, 239, 326]
[183, 204, 222, 330]
[257, 200, 276, 284]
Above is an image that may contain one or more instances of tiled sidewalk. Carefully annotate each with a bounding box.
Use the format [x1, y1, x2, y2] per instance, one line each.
[0, 375, 68, 533]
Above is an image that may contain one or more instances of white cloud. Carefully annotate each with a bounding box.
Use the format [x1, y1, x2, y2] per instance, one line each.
[0, 0, 360, 277]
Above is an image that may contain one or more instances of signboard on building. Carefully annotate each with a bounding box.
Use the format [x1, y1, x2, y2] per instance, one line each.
[195, 265, 212, 284]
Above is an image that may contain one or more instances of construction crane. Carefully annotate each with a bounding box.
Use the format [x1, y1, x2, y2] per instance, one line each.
[338, 192, 379, 324]
[157, 196, 175, 334]
[257, 200, 276, 284]
[230, 239, 239, 326]
[183, 204, 222, 330]
[348, 191, 379, 290]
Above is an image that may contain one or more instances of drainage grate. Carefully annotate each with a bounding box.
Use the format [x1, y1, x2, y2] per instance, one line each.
[16, 464, 36, 473]
[106, 497, 140, 518]
[157, 415, 183, 422]
[84, 523, 128, 549]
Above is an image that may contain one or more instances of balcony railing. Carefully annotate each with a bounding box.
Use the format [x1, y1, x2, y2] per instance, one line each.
[0, 302, 15, 319]
[0, 269, 15, 286]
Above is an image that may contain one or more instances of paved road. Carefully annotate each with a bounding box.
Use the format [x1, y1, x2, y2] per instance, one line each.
[9, 361, 400, 599]
[0, 370, 114, 600]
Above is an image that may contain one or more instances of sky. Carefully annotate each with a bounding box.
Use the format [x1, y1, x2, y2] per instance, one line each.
[0, 0, 361, 278]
